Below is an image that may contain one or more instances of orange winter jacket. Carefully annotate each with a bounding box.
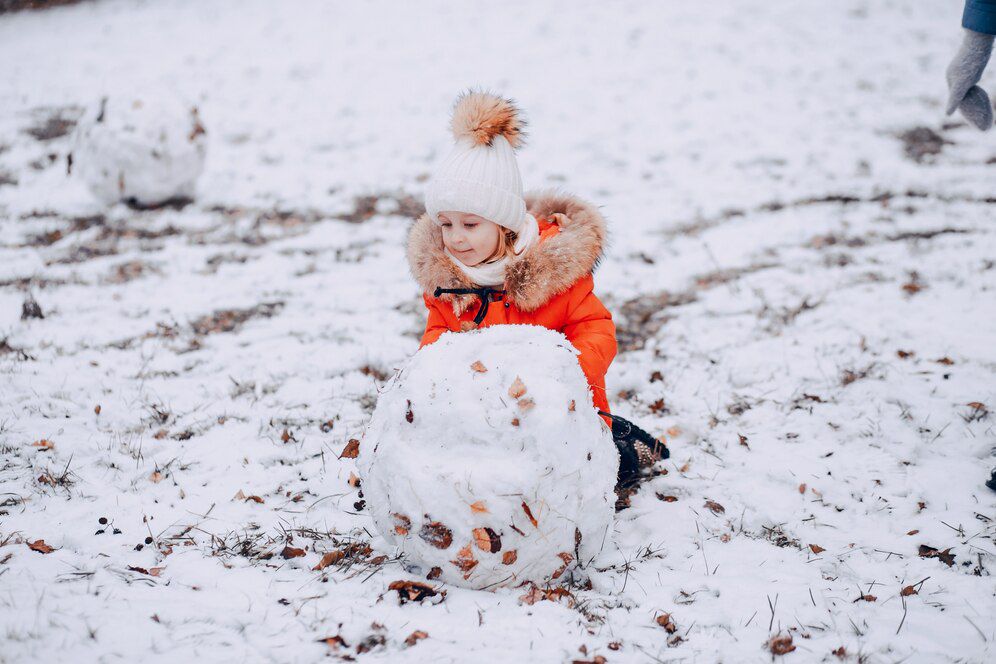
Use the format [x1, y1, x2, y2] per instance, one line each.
[407, 190, 617, 418]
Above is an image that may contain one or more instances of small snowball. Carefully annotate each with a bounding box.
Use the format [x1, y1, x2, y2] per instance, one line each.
[73, 96, 207, 206]
[358, 325, 618, 590]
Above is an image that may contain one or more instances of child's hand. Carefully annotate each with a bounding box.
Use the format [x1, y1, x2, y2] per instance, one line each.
[946, 29, 995, 130]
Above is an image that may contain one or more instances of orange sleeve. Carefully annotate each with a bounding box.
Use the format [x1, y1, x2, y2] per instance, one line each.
[419, 292, 452, 349]
[560, 276, 617, 415]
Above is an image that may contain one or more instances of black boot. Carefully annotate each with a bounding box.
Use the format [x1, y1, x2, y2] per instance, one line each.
[603, 412, 669, 490]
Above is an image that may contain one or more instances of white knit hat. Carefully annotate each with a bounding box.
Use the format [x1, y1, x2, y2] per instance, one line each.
[424, 91, 529, 233]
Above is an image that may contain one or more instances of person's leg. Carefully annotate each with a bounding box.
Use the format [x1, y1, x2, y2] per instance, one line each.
[607, 413, 668, 490]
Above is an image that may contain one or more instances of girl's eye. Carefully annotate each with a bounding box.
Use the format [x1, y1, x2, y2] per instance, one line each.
[441, 222, 451, 228]
[465, 224, 477, 229]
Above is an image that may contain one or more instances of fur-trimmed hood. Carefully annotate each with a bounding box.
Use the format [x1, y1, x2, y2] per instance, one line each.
[407, 189, 608, 315]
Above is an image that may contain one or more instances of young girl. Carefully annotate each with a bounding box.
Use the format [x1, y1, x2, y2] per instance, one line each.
[406, 90, 666, 491]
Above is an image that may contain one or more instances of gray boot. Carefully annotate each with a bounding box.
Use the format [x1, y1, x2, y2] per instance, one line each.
[946, 29, 995, 130]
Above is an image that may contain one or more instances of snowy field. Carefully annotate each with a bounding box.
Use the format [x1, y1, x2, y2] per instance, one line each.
[1, 0, 994, 662]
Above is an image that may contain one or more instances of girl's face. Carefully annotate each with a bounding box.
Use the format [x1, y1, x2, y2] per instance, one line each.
[438, 211, 500, 266]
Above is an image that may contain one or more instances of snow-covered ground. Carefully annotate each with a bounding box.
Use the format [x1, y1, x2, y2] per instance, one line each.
[0, 1, 993, 662]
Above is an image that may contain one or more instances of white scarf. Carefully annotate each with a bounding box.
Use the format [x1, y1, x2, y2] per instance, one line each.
[443, 214, 540, 287]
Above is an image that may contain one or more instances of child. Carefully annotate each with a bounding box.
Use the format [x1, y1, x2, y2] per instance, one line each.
[406, 90, 666, 490]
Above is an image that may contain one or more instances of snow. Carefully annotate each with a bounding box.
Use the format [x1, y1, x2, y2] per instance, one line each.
[0, 0, 994, 663]
[359, 325, 617, 589]
[72, 95, 207, 206]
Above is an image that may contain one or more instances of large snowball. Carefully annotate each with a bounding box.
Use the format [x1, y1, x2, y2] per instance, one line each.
[73, 97, 207, 206]
[359, 325, 618, 590]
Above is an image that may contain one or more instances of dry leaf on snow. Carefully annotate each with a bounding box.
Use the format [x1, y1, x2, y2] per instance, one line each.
[472, 527, 502, 553]
[508, 376, 527, 399]
[655, 612, 677, 633]
[340, 438, 360, 459]
[313, 550, 345, 571]
[27, 539, 54, 554]
[281, 546, 306, 559]
[388, 580, 444, 604]
[419, 520, 453, 549]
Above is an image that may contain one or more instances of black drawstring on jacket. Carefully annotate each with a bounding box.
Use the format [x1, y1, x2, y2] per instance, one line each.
[434, 286, 506, 325]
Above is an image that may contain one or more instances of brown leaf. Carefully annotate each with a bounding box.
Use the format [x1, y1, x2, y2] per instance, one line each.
[318, 635, 349, 650]
[419, 520, 453, 549]
[426, 566, 441, 580]
[148, 567, 164, 577]
[149, 470, 163, 483]
[656, 612, 677, 633]
[517, 397, 535, 411]
[906, 529, 919, 536]
[389, 580, 444, 604]
[854, 593, 877, 603]
[340, 438, 360, 459]
[738, 433, 749, 447]
[832, 646, 847, 658]
[27, 539, 54, 554]
[30, 439, 54, 450]
[511, 417, 520, 427]
[392, 513, 412, 536]
[521, 501, 539, 528]
[518, 585, 544, 605]
[769, 635, 796, 655]
[472, 527, 502, 553]
[568, 399, 576, 412]
[245, 495, 264, 504]
[502, 550, 518, 565]
[405, 400, 414, 423]
[508, 376, 527, 399]
[519, 583, 575, 607]
[470, 360, 488, 373]
[551, 551, 573, 579]
[94, 404, 102, 415]
[934, 356, 954, 365]
[405, 630, 428, 647]
[798, 483, 807, 494]
[313, 550, 345, 570]
[900, 585, 918, 597]
[233, 489, 247, 500]
[347, 472, 360, 487]
[809, 544, 826, 554]
[704, 499, 725, 515]
[918, 544, 955, 567]
[656, 493, 678, 502]
[281, 546, 306, 560]
[469, 501, 489, 514]
[450, 543, 479, 577]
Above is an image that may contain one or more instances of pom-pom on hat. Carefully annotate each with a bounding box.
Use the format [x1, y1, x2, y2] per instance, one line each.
[424, 90, 529, 233]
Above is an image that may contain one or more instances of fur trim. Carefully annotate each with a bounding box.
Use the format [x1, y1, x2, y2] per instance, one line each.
[406, 188, 607, 315]
[450, 90, 526, 149]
